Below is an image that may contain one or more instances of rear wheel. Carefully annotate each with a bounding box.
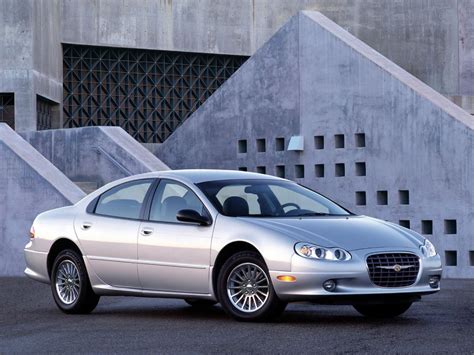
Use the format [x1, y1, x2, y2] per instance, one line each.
[184, 299, 217, 308]
[353, 302, 412, 318]
[51, 249, 100, 314]
[217, 251, 287, 322]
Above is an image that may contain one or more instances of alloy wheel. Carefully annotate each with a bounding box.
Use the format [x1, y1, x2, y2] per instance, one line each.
[55, 260, 81, 305]
[226, 262, 269, 313]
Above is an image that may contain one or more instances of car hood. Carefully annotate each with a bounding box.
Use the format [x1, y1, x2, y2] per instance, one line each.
[242, 215, 423, 250]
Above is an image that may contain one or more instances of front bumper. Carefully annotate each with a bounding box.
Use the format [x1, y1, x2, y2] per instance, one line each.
[270, 247, 442, 303]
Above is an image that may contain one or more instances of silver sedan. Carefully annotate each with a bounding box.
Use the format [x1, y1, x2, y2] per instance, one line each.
[24, 170, 442, 321]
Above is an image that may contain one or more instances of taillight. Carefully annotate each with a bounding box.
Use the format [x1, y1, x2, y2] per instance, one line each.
[29, 226, 35, 239]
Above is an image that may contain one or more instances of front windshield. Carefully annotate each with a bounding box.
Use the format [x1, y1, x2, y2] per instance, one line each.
[197, 179, 351, 217]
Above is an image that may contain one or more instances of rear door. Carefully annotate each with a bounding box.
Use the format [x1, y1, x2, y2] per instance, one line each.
[74, 179, 155, 288]
[137, 179, 213, 293]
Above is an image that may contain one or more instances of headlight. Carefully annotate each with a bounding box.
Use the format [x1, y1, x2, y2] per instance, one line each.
[295, 242, 351, 261]
[420, 238, 437, 257]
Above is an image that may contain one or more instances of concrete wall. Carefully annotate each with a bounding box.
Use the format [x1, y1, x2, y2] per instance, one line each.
[459, 0, 474, 95]
[1, 0, 472, 131]
[155, 11, 474, 278]
[61, 0, 473, 96]
[22, 126, 170, 187]
[0, 0, 62, 131]
[0, 123, 85, 275]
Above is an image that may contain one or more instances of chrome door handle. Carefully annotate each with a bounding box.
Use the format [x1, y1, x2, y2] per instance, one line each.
[141, 227, 154, 236]
[81, 222, 92, 230]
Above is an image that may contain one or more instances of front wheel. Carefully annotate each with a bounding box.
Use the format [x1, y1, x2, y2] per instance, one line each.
[217, 251, 287, 322]
[353, 302, 412, 318]
[51, 249, 100, 314]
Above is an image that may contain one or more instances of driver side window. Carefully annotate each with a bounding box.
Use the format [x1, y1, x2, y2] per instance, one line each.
[149, 180, 206, 223]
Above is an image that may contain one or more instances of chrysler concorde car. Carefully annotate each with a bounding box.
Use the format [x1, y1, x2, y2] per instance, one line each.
[24, 170, 442, 321]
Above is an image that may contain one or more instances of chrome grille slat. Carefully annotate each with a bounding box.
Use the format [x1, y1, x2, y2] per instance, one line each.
[367, 253, 420, 287]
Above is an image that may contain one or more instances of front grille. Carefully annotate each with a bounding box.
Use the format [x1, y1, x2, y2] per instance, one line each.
[367, 253, 420, 287]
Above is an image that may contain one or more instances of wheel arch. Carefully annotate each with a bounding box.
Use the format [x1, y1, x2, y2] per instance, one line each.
[211, 241, 264, 297]
[47, 238, 83, 278]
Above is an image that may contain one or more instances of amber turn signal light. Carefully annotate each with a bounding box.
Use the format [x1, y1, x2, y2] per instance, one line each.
[276, 275, 296, 282]
[29, 226, 35, 239]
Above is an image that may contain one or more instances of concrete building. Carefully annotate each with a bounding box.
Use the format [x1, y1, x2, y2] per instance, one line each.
[1, 0, 473, 136]
[0, 1, 473, 277]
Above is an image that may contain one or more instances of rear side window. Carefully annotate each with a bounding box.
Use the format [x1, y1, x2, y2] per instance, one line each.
[95, 180, 153, 219]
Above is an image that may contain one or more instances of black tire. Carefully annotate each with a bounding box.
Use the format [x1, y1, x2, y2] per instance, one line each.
[353, 302, 412, 318]
[50, 249, 100, 314]
[184, 299, 217, 308]
[216, 251, 287, 322]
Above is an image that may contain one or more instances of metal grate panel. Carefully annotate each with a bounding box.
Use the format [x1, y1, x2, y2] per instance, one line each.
[367, 253, 420, 287]
[63, 44, 248, 143]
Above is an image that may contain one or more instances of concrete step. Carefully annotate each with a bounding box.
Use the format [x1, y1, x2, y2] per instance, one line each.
[73, 181, 99, 194]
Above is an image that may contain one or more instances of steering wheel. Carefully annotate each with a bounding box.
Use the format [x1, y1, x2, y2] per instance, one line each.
[281, 202, 301, 211]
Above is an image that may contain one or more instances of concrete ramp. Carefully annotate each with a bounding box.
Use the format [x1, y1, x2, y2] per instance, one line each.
[22, 126, 169, 189]
[156, 11, 474, 278]
[0, 123, 85, 275]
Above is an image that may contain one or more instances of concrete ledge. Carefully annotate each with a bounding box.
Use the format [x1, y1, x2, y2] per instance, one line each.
[22, 126, 169, 188]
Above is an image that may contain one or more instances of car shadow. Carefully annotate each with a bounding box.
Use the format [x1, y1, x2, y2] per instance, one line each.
[88, 301, 424, 326]
[277, 310, 423, 326]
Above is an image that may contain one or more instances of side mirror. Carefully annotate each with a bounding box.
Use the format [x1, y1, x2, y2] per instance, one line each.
[176, 209, 212, 226]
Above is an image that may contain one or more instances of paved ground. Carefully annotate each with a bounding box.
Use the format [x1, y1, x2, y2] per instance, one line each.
[0, 278, 473, 354]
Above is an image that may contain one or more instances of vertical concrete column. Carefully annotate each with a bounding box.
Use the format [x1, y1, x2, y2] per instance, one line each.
[14, 85, 36, 131]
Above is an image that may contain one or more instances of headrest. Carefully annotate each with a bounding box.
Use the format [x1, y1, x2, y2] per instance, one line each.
[222, 196, 249, 217]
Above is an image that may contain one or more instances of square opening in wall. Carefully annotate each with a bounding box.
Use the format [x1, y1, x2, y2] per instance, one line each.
[445, 250, 457, 266]
[335, 163, 345, 177]
[314, 135, 324, 149]
[238, 167, 247, 171]
[275, 165, 285, 178]
[256, 138, 266, 153]
[275, 137, 285, 151]
[470, 251, 474, 266]
[421, 220, 433, 234]
[238, 140, 247, 153]
[0, 93, 15, 129]
[256, 166, 266, 174]
[399, 190, 410, 205]
[444, 219, 457, 234]
[377, 190, 388, 205]
[355, 162, 366, 176]
[399, 220, 410, 229]
[315, 164, 324, 178]
[355, 133, 366, 148]
[355, 191, 366, 206]
[334, 134, 345, 148]
[295, 165, 304, 178]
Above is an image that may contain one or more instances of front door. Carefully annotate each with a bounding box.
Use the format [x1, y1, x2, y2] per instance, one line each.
[75, 179, 154, 289]
[138, 179, 213, 294]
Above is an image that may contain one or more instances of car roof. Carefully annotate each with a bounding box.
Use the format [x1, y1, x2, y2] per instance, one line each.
[135, 169, 285, 184]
